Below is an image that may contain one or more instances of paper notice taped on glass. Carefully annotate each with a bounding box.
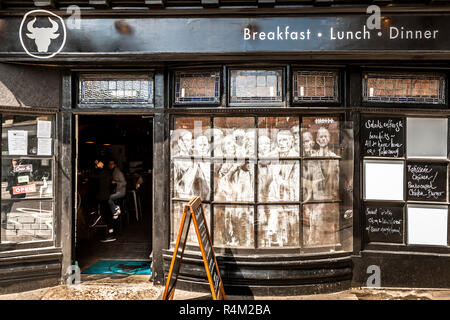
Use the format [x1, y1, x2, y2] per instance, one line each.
[37, 120, 52, 138]
[8, 130, 28, 155]
[37, 138, 52, 156]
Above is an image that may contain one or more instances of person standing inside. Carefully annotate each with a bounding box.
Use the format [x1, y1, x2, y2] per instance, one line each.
[108, 160, 127, 220]
[90, 159, 115, 242]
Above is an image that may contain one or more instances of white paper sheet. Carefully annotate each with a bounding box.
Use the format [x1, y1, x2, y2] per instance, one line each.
[37, 120, 52, 138]
[407, 205, 448, 246]
[37, 138, 52, 156]
[8, 130, 28, 155]
[364, 160, 404, 200]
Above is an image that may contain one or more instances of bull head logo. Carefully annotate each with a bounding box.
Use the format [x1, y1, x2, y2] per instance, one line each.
[26, 17, 60, 53]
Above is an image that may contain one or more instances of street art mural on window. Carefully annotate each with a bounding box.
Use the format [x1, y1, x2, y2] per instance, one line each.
[170, 115, 352, 252]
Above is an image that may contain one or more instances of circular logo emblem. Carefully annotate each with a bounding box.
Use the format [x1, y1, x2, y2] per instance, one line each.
[19, 9, 67, 59]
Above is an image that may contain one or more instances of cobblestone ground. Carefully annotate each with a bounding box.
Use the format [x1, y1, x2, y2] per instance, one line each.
[1, 276, 450, 300]
[0, 275, 163, 300]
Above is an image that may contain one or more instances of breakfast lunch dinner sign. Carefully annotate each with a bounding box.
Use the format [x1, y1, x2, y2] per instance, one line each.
[0, 11, 449, 59]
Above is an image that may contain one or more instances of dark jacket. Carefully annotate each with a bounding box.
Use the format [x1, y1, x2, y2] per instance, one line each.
[92, 168, 113, 201]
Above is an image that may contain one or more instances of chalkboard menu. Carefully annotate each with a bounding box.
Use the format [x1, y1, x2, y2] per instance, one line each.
[163, 204, 192, 300]
[407, 162, 447, 202]
[163, 196, 225, 300]
[191, 199, 224, 299]
[364, 206, 403, 243]
[362, 117, 405, 158]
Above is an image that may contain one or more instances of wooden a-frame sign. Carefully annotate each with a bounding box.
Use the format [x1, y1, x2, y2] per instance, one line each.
[163, 196, 226, 300]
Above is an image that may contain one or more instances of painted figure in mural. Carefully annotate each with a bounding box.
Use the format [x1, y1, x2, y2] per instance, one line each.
[302, 128, 340, 201]
[193, 135, 209, 157]
[268, 130, 299, 201]
[189, 135, 211, 200]
[173, 131, 210, 200]
[173, 130, 192, 199]
[290, 125, 300, 154]
[314, 127, 340, 200]
[258, 135, 272, 158]
[244, 130, 255, 158]
[233, 129, 246, 158]
[263, 130, 299, 247]
[302, 131, 316, 156]
[206, 128, 224, 157]
[175, 129, 193, 157]
[304, 203, 338, 247]
[275, 129, 299, 157]
[316, 127, 337, 156]
[305, 204, 321, 246]
[257, 135, 274, 203]
[214, 132, 254, 247]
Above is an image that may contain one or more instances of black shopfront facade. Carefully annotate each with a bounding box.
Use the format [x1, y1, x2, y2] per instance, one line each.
[0, 2, 450, 295]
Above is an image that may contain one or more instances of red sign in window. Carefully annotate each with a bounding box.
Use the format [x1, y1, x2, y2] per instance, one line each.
[12, 184, 36, 195]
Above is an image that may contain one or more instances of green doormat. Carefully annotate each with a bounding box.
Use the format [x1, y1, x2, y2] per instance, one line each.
[82, 260, 152, 275]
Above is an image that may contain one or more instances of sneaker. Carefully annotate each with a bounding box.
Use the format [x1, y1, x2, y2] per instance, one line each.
[89, 214, 102, 227]
[100, 234, 116, 242]
[113, 206, 121, 220]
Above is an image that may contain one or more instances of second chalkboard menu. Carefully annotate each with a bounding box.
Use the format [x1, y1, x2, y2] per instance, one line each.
[364, 206, 404, 243]
[362, 117, 405, 158]
[407, 162, 448, 202]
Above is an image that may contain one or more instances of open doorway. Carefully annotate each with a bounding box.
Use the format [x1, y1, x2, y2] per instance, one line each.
[74, 115, 153, 272]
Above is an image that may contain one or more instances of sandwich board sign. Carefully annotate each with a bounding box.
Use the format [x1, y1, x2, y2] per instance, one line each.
[163, 196, 226, 300]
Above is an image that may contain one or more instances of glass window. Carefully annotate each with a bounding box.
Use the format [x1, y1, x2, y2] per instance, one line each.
[1, 115, 55, 244]
[258, 205, 299, 248]
[407, 205, 448, 246]
[293, 71, 339, 103]
[214, 205, 254, 248]
[407, 117, 448, 159]
[362, 72, 446, 104]
[1, 159, 53, 200]
[364, 160, 404, 201]
[229, 69, 283, 104]
[303, 160, 339, 202]
[174, 71, 220, 104]
[1, 200, 53, 243]
[303, 203, 339, 247]
[2, 115, 53, 156]
[214, 161, 255, 202]
[301, 116, 340, 157]
[79, 74, 154, 106]
[170, 115, 353, 253]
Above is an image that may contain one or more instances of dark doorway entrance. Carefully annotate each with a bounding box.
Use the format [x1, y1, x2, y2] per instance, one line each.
[74, 115, 153, 271]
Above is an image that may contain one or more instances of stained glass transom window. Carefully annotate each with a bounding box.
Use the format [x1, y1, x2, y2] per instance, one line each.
[174, 71, 220, 104]
[362, 73, 446, 104]
[79, 74, 154, 105]
[293, 71, 339, 102]
[229, 69, 283, 103]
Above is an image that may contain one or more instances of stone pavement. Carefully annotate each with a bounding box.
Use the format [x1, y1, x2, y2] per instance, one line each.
[1, 275, 450, 300]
